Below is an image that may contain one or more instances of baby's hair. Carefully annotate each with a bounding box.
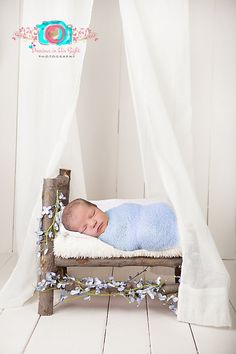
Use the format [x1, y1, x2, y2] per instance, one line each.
[61, 198, 97, 231]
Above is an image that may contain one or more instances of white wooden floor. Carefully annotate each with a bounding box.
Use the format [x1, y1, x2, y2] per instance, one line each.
[0, 253, 235, 354]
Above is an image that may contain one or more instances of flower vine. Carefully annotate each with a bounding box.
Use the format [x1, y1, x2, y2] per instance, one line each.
[35, 190, 65, 255]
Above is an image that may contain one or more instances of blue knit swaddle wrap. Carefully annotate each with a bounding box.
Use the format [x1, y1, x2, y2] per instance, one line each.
[98, 202, 180, 251]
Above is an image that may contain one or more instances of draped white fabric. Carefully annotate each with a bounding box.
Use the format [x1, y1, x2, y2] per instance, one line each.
[0, 0, 92, 307]
[0, 0, 232, 329]
[119, 0, 231, 327]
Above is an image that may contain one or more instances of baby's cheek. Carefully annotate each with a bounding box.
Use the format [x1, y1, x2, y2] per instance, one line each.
[74, 222, 82, 232]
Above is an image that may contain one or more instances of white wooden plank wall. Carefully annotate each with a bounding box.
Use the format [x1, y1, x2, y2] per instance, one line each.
[190, 0, 236, 258]
[206, 0, 236, 258]
[76, 0, 122, 200]
[0, 0, 20, 253]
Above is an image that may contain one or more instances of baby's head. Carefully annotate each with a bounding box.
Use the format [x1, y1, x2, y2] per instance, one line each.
[61, 198, 108, 237]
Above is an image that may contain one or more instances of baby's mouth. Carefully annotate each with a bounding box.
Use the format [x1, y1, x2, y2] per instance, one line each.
[97, 222, 103, 233]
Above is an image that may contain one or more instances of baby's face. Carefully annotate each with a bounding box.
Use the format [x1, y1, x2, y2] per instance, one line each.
[70, 203, 108, 237]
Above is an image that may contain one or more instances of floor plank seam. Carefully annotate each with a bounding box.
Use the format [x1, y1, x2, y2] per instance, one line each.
[21, 315, 41, 354]
[189, 324, 200, 354]
[229, 299, 236, 314]
[102, 267, 114, 354]
[101, 294, 111, 354]
[145, 297, 152, 354]
[54, 294, 63, 308]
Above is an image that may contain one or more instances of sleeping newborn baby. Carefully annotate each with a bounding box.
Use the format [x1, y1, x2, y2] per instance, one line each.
[61, 198, 181, 251]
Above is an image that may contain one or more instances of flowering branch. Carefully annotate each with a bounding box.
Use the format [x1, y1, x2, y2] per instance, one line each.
[35, 270, 180, 315]
[35, 190, 66, 256]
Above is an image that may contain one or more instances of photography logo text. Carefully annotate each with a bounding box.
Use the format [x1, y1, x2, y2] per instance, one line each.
[12, 20, 98, 58]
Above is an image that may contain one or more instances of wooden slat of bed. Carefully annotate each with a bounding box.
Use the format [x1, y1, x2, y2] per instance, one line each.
[54, 256, 182, 268]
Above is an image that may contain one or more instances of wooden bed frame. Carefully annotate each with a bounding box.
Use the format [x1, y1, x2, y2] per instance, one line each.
[38, 168, 182, 315]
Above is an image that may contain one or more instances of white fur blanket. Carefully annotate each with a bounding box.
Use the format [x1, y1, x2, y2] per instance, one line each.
[53, 198, 182, 259]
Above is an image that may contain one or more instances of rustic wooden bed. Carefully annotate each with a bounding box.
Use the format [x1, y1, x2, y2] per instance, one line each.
[38, 168, 182, 315]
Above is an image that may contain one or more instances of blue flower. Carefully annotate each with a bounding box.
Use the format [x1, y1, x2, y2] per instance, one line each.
[117, 285, 125, 292]
[48, 210, 54, 219]
[57, 283, 65, 289]
[59, 192, 66, 200]
[84, 296, 91, 301]
[42, 206, 52, 216]
[128, 296, 135, 303]
[94, 277, 102, 285]
[157, 293, 167, 301]
[107, 282, 115, 288]
[60, 289, 69, 302]
[70, 288, 81, 295]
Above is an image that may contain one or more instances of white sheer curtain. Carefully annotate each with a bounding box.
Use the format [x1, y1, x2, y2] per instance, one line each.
[0, 0, 92, 308]
[119, 0, 231, 327]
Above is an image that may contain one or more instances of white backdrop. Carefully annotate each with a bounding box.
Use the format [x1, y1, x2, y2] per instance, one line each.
[0, 0, 232, 328]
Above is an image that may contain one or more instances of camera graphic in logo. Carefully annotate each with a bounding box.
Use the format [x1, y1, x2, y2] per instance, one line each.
[36, 20, 72, 45]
